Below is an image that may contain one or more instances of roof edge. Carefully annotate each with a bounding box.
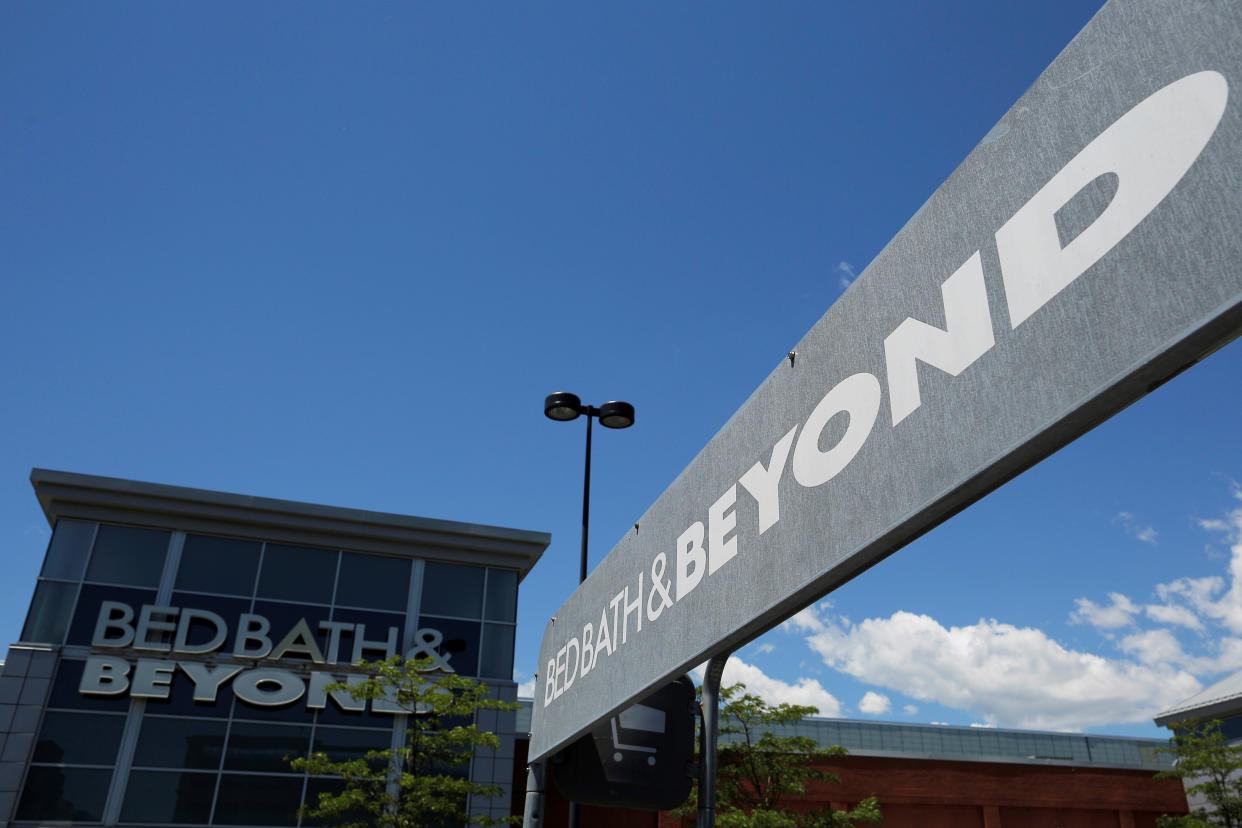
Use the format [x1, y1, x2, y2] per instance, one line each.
[30, 468, 551, 576]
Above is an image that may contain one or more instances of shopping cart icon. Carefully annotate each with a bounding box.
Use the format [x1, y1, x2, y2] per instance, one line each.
[608, 702, 666, 766]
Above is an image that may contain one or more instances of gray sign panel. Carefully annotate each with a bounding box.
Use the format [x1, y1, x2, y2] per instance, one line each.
[531, 0, 1242, 761]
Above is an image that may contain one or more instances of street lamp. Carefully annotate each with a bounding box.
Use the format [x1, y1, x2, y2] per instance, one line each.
[544, 392, 635, 583]
[544, 391, 635, 828]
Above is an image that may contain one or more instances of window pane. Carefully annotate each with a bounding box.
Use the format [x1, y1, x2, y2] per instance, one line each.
[33, 711, 125, 765]
[134, 716, 227, 770]
[257, 543, 338, 604]
[170, 592, 252, 657]
[479, 623, 515, 679]
[224, 722, 312, 772]
[21, 580, 77, 645]
[252, 600, 332, 665]
[121, 770, 217, 825]
[46, 659, 132, 712]
[330, 607, 404, 664]
[141, 666, 233, 718]
[484, 569, 518, 622]
[420, 562, 483, 618]
[214, 774, 305, 826]
[336, 552, 410, 612]
[417, 616, 480, 677]
[303, 778, 371, 827]
[66, 584, 157, 646]
[176, 534, 261, 596]
[311, 726, 392, 765]
[16, 766, 113, 822]
[84, 524, 170, 586]
[42, 520, 95, 580]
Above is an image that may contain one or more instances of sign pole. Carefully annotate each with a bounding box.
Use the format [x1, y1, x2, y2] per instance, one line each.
[696, 653, 730, 828]
[522, 762, 546, 828]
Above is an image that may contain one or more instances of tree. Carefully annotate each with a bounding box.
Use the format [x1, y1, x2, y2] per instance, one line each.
[1156, 718, 1242, 828]
[671, 683, 882, 828]
[290, 655, 519, 828]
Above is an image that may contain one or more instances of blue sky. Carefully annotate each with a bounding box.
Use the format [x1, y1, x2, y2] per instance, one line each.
[4, 1, 1240, 739]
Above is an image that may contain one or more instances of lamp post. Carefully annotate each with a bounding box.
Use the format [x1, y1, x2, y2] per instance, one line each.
[543, 391, 635, 828]
[544, 392, 636, 584]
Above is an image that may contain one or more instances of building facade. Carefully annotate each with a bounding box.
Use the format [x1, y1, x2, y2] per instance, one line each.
[512, 704, 1190, 828]
[0, 469, 550, 827]
[1154, 668, 1242, 817]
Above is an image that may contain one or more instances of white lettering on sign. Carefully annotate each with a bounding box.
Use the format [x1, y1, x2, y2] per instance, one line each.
[78, 600, 457, 711]
[540, 70, 1231, 709]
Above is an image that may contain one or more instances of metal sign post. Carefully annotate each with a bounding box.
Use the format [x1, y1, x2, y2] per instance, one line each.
[522, 762, 546, 828]
[696, 655, 730, 828]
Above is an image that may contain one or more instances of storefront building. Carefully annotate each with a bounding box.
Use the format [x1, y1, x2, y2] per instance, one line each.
[511, 704, 1189, 828]
[0, 469, 550, 826]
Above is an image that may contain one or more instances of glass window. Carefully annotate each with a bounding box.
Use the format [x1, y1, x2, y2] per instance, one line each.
[141, 668, 233, 718]
[16, 766, 113, 822]
[214, 773, 305, 826]
[1221, 715, 1242, 741]
[84, 524, 170, 586]
[420, 562, 484, 619]
[169, 592, 252, 656]
[41, 519, 95, 581]
[66, 584, 157, 646]
[417, 616, 480, 678]
[311, 726, 392, 765]
[330, 608, 404, 664]
[33, 711, 126, 765]
[315, 689, 398, 729]
[232, 689, 312, 724]
[21, 580, 78, 645]
[336, 551, 410, 612]
[176, 534, 262, 596]
[224, 721, 312, 772]
[484, 569, 518, 622]
[46, 659, 132, 712]
[120, 770, 217, 825]
[303, 778, 369, 827]
[252, 600, 333, 664]
[133, 716, 227, 770]
[257, 543, 338, 604]
[479, 623, 515, 679]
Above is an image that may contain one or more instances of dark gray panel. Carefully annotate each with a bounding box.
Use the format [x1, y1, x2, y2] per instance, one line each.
[531, 0, 1242, 760]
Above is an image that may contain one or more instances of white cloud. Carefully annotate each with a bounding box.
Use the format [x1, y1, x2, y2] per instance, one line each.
[1118, 628, 1242, 676]
[717, 657, 842, 717]
[1118, 629, 1188, 667]
[1069, 592, 1139, 630]
[1115, 511, 1158, 545]
[783, 603, 830, 635]
[903, 705, 918, 716]
[752, 643, 775, 656]
[1143, 602, 1205, 631]
[1151, 491, 1242, 634]
[859, 692, 891, 716]
[800, 607, 1200, 730]
[516, 678, 536, 698]
[837, 261, 857, 290]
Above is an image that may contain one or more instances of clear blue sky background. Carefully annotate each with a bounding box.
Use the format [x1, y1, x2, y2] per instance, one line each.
[4, 1, 1240, 739]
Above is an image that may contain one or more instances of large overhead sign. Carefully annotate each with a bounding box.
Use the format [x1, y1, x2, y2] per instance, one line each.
[531, 0, 1242, 761]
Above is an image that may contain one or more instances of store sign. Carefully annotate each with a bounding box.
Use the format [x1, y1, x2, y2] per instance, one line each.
[531, 0, 1242, 761]
[78, 600, 452, 712]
